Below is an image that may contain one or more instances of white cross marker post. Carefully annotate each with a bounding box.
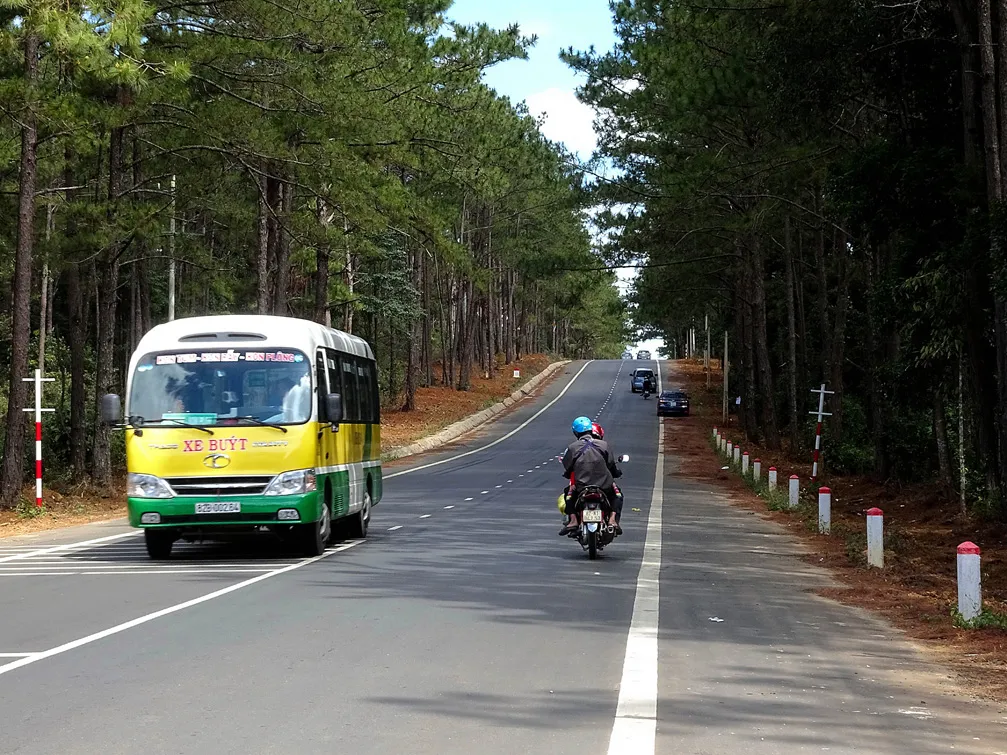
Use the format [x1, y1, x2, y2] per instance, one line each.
[22, 369, 55, 508]
[809, 383, 834, 481]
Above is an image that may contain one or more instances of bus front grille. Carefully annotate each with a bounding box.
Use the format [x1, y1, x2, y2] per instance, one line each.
[166, 476, 274, 497]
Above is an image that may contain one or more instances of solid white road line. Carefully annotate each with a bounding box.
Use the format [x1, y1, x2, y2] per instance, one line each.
[607, 360, 663, 755]
[0, 532, 140, 565]
[0, 653, 39, 658]
[0, 539, 364, 678]
[384, 361, 593, 479]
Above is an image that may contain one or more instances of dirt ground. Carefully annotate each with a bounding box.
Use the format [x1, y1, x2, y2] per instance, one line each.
[0, 354, 557, 539]
[668, 358, 1007, 703]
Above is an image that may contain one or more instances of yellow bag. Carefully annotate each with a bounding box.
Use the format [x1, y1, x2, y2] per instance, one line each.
[556, 493, 566, 515]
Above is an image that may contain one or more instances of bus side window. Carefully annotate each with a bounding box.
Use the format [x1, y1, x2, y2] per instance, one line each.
[341, 356, 360, 423]
[324, 350, 342, 421]
[357, 359, 379, 423]
[315, 351, 328, 421]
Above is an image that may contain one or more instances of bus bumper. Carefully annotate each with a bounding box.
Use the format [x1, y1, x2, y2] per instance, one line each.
[127, 492, 322, 528]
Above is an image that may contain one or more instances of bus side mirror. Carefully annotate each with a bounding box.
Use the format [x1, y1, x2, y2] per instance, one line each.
[325, 393, 343, 424]
[101, 394, 122, 425]
[619, 454, 630, 463]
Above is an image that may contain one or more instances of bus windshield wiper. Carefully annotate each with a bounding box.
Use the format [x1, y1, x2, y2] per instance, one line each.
[228, 415, 288, 433]
[136, 417, 214, 435]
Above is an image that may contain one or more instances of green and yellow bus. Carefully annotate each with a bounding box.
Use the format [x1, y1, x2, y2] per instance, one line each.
[102, 315, 382, 559]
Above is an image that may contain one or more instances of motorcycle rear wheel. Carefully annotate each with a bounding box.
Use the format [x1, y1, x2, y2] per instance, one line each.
[587, 529, 598, 559]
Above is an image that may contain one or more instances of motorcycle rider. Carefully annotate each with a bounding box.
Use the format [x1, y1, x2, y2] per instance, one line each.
[559, 416, 623, 536]
[642, 372, 656, 396]
[559, 422, 625, 529]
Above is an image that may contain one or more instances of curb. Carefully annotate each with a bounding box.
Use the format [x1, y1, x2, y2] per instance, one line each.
[383, 360, 572, 461]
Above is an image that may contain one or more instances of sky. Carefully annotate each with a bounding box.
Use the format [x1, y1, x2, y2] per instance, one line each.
[447, 0, 666, 358]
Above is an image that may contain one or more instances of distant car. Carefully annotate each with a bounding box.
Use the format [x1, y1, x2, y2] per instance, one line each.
[636, 350, 651, 360]
[621, 351, 633, 360]
[657, 389, 690, 416]
[631, 368, 655, 393]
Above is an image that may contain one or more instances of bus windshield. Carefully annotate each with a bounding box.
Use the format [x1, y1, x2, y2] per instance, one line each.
[127, 348, 312, 426]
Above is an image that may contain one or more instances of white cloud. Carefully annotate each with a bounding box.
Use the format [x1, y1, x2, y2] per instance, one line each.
[525, 88, 597, 158]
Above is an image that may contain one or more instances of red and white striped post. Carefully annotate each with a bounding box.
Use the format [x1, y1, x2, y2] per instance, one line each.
[22, 369, 55, 508]
[809, 383, 834, 481]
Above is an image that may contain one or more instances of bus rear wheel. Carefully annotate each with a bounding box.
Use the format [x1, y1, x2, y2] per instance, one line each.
[145, 529, 175, 560]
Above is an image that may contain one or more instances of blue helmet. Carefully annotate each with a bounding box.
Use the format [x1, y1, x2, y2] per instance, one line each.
[572, 416, 593, 435]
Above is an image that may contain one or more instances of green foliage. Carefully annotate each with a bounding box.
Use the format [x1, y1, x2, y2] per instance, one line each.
[0, 0, 627, 492]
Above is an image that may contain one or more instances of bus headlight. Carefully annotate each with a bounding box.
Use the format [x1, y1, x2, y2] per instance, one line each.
[264, 469, 317, 496]
[127, 473, 174, 499]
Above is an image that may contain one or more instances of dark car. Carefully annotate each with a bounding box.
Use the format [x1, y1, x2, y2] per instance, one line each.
[631, 368, 655, 393]
[657, 389, 690, 416]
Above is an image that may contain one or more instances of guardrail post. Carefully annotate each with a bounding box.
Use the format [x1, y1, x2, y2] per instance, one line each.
[866, 508, 883, 568]
[818, 486, 831, 534]
[789, 475, 799, 509]
[768, 467, 778, 491]
[753, 458, 761, 483]
[957, 542, 982, 621]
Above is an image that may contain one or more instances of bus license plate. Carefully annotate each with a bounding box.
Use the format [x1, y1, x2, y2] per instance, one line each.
[582, 509, 603, 523]
[195, 502, 241, 514]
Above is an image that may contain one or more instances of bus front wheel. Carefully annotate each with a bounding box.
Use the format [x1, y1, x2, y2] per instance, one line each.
[145, 529, 175, 560]
[298, 502, 330, 557]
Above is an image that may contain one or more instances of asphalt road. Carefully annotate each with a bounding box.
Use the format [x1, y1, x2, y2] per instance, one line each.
[0, 360, 1004, 754]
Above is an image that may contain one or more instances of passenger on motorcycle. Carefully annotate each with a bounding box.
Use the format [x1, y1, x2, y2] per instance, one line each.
[558, 421, 624, 530]
[559, 416, 623, 536]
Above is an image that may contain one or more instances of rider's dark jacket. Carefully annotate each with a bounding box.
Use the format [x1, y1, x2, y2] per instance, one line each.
[562, 435, 619, 490]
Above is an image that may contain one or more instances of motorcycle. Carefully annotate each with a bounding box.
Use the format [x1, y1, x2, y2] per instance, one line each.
[563, 455, 630, 559]
[642, 384, 652, 399]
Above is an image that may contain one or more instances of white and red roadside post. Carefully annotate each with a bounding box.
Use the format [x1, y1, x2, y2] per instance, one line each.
[809, 383, 834, 481]
[713, 426, 718, 441]
[742, 451, 750, 476]
[753, 458, 761, 483]
[768, 466, 778, 491]
[733, 445, 741, 465]
[22, 369, 55, 508]
[866, 508, 884, 568]
[957, 542, 982, 621]
[726, 439, 733, 458]
[818, 486, 831, 534]
[513, 368, 520, 379]
[789, 474, 800, 509]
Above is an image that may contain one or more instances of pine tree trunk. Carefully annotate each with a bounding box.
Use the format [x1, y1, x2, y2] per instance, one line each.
[256, 172, 270, 314]
[784, 216, 801, 451]
[67, 264, 88, 479]
[751, 234, 780, 448]
[93, 115, 129, 486]
[0, 30, 40, 506]
[829, 236, 851, 446]
[314, 197, 330, 325]
[935, 387, 954, 488]
[273, 181, 292, 316]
